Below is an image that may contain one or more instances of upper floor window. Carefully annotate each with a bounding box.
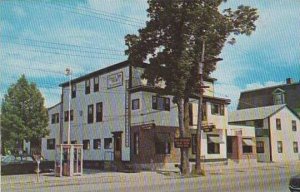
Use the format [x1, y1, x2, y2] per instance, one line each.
[292, 120, 297, 131]
[85, 79, 91, 94]
[51, 113, 59, 124]
[152, 96, 170, 111]
[211, 103, 224, 116]
[276, 118, 281, 130]
[71, 84, 76, 98]
[104, 138, 113, 149]
[83, 140, 90, 150]
[94, 77, 99, 92]
[272, 88, 285, 105]
[47, 139, 55, 150]
[254, 120, 264, 128]
[293, 142, 298, 153]
[93, 139, 101, 149]
[88, 104, 94, 124]
[132, 99, 140, 110]
[277, 141, 283, 153]
[256, 141, 265, 153]
[64, 110, 73, 122]
[96, 102, 103, 122]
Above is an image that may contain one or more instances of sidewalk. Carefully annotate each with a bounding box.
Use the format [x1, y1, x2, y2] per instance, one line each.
[1, 161, 299, 187]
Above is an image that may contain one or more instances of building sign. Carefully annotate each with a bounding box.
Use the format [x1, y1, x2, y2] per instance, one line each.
[107, 72, 123, 89]
[202, 124, 215, 132]
[174, 137, 191, 148]
[141, 123, 155, 130]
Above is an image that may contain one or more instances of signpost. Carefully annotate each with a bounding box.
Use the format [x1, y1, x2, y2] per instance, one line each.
[174, 137, 191, 148]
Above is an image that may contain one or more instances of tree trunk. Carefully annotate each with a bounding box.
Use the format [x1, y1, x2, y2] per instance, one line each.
[178, 98, 190, 175]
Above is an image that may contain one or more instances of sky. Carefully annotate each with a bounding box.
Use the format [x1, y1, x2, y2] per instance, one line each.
[1, 0, 299, 111]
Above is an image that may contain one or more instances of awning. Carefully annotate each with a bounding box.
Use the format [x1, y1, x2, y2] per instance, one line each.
[208, 136, 223, 144]
[155, 133, 172, 142]
[242, 139, 255, 146]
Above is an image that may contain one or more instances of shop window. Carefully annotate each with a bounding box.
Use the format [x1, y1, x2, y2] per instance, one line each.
[104, 138, 113, 149]
[294, 142, 298, 153]
[94, 77, 99, 92]
[47, 139, 55, 150]
[292, 120, 297, 131]
[207, 135, 221, 154]
[256, 141, 264, 153]
[133, 133, 139, 155]
[152, 96, 170, 111]
[96, 102, 103, 122]
[88, 104, 94, 124]
[277, 141, 283, 153]
[211, 103, 224, 116]
[85, 79, 91, 94]
[71, 84, 76, 98]
[132, 99, 140, 110]
[93, 139, 101, 149]
[155, 133, 171, 154]
[276, 119, 281, 130]
[242, 139, 254, 153]
[83, 140, 90, 150]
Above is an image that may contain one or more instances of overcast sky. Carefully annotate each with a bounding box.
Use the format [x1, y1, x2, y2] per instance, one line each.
[1, 0, 299, 111]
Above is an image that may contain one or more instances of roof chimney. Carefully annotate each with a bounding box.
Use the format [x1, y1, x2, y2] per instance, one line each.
[286, 78, 293, 84]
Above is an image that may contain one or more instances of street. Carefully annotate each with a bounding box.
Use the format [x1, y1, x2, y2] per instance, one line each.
[2, 163, 299, 192]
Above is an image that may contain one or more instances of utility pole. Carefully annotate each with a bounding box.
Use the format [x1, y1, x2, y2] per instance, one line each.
[196, 39, 206, 174]
[65, 67, 72, 145]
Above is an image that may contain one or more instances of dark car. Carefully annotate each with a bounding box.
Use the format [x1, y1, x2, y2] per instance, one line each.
[289, 174, 300, 192]
[1, 155, 54, 175]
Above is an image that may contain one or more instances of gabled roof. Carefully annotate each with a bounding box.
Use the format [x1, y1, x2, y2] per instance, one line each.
[229, 104, 286, 122]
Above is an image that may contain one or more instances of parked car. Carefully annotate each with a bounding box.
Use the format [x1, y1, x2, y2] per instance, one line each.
[1, 155, 54, 175]
[289, 174, 300, 192]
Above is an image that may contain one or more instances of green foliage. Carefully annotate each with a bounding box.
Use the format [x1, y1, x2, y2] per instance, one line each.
[125, 0, 259, 100]
[1, 75, 49, 151]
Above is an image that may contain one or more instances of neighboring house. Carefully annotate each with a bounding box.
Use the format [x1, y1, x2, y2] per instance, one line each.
[227, 124, 257, 164]
[42, 60, 231, 169]
[229, 105, 300, 162]
[237, 78, 300, 115]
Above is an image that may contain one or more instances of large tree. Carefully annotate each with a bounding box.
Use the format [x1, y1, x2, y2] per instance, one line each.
[1, 75, 49, 154]
[125, 0, 258, 175]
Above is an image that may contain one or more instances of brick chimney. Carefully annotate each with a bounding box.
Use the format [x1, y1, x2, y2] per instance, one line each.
[286, 78, 293, 84]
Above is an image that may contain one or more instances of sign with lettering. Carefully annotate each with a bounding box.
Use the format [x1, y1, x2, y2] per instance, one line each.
[107, 72, 123, 89]
[174, 137, 191, 148]
[202, 124, 215, 132]
[141, 123, 155, 130]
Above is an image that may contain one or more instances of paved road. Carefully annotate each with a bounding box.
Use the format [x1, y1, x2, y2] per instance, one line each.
[2, 165, 298, 192]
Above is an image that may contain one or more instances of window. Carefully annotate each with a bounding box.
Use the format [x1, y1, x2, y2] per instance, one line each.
[51, 113, 59, 124]
[104, 138, 112, 149]
[88, 104, 94, 124]
[155, 133, 171, 154]
[83, 140, 90, 150]
[273, 92, 285, 105]
[254, 120, 263, 128]
[85, 79, 90, 94]
[211, 103, 224, 116]
[256, 141, 265, 153]
[132, 99, 140, 110]
[96, 102, 103, 122]
[71, 84, 76, 98]
[242, 139, 253, 153]
[94, 77, 99, 92]
[70, 110, 74, 121]
[277, 141, 283, 153]
[276, 119, 281, 130]
[292, 120, 297, 131]
[64, 111, 69, 122]
[294, 142, 298, 153]
[191, 134, 197, 154]
[71, 140, 77, 144]
[207, 135, 221, 154]
[152, 96, 170, 111]
[133, 133, 139, 155]
[47, 139, 55, 150]
[93, 139, 101, 149]
[189, 103, 193, 126]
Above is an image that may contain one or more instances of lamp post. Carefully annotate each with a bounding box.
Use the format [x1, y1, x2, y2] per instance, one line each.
[65, 67, 72, 145]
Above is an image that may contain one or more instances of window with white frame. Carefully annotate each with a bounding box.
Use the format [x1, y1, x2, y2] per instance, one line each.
[207, 135, 221, 154]
[132, 99, 140, 110]
[88, 104, 94, 124]
[292, 120, 297, 131]
[96, 102, 103, 122]
[71, 84, 76, 98]
[256, 141, 265, 153]
[152, 96, 170, 111]
[211, 103, 224, 116]
[93, 139, 101, 149]
[47, 139, 55, 150]
[85, 79, 91, 94]
[94, 76, 99, 92]
[104, 138, 113, 149]
[276, 119, 281, 130]
[83, 140, 90, 150]
[277, 141, 283, 153]
[293, 142, 298, 153]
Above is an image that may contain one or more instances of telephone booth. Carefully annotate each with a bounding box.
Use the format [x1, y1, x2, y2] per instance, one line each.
[55, 144, 83, 177]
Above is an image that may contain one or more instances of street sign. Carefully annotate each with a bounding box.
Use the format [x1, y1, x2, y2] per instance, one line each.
[174, 137, 191, 148]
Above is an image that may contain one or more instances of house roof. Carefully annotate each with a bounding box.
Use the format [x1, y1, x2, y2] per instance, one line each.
[229, 104, 286, 122]
[237, 81, 300, 110]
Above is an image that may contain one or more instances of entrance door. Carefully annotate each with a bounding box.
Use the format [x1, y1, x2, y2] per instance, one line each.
[113, 132, 122, 161]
